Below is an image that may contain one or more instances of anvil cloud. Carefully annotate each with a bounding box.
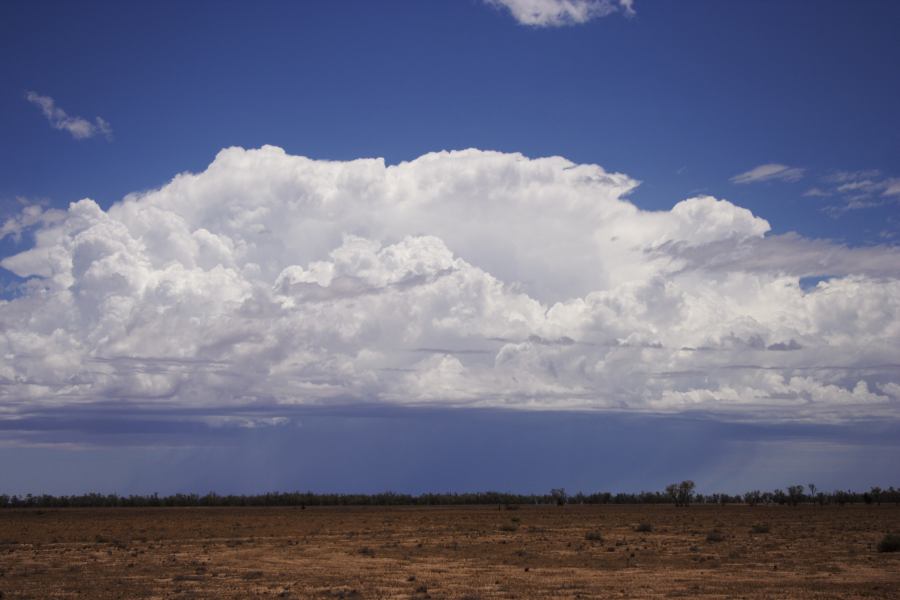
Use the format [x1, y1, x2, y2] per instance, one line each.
[2, 146, 899, 427]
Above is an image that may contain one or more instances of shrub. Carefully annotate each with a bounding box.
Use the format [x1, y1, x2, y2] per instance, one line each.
[634, 523, 653, 533]
[499, 523, 518, 532]
[585, 531, 604, 542]
[750, 524, 770, 534]
[706, 530, 725, 543]
[877, 533, 900, 553]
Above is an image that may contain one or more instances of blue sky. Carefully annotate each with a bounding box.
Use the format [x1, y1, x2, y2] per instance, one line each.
[3, 0, 899, 241]
[1, 0, 899, 495]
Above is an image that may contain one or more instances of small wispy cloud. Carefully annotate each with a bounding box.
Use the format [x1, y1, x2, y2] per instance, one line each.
[802, 187, 831, 198]
[485, 0, 634, 27]
[25, 91, 112, 141]
[731, 163, 805, 185]
[823, 169, 882, 184]
[814, 170, 900, 216]
[882, 178, 900, 197]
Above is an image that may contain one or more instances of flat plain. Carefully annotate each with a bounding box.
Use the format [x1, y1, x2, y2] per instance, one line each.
[0, 504, 898, 599]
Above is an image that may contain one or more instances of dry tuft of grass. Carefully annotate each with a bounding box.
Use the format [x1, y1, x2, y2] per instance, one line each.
[706, 530, 725, 543]
[877, 533, 900, 553]
[585, 530, 604, 542]
[750, 523, 770, 534]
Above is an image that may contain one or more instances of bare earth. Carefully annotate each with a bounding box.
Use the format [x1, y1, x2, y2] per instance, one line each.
[0, 504, 898, 599]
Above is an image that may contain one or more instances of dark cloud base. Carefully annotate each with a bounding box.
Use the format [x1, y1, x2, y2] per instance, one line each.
[2, 409, 898, 497]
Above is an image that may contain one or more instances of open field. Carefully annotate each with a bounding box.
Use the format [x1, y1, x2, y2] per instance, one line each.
[0, 504, 898, 599]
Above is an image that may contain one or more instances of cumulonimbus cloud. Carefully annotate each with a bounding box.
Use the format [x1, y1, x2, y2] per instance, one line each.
[25, 91, 113, 141]
[1, 146, 899, 430]
[485, 0, 634, 27]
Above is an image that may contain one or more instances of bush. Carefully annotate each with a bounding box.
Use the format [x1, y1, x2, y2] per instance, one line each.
[877, 533, 900, 553]
[750, 524, 770, 534]
[499, 523, 518, 532]
[706, 530, 725, 543]
[585, 531, 604, 542]
[634, 523, 653, 533]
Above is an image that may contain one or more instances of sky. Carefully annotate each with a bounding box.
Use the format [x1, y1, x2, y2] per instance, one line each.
[1, 0, 899, 496]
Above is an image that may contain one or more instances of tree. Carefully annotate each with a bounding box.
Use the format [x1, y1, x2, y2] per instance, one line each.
[665, 483, 679, 506]
[667, 481, 695, 507]
[787, 485, 805, 506]
[550, 488, 567, 506]
[677, 480, 696, 507]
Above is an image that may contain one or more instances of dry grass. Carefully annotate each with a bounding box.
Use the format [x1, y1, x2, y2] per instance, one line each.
[0, 504, 898, 598]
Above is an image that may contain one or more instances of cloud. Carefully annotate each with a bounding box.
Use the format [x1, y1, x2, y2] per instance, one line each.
[824, 170, 882, 184]
[25, 91, 113, 141]
[731, 163, 805, 184]
[485, 0, 634, 27]
[881, 178, 900, 197]
[809, 170, 900, 215]
[659, 231, 900, 278]
[1, 146, 899, 433]
[802, 187, 831, 198]
[1, 200, 66, 243]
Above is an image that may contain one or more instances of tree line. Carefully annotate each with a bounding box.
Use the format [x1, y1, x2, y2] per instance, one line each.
[1, 483, 898, 509]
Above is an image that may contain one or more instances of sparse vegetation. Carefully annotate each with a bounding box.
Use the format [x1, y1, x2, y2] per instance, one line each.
[635, 523, 653, 532]
[1, 485, 899, 508]
[0, 504, 898, 597]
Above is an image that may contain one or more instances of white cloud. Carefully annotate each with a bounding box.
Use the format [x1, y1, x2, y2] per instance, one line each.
[812, 170, 900, 215]
[802, 187, 831, 198]
[485, 0, 634, 27]
[731, 163, 805, 184]
[824, 170, 882, 184]
[1, 200, 66, 243]
[25, 91, 113, 141]
[1, 146, 899, 426]
[882, 178, 900, 197]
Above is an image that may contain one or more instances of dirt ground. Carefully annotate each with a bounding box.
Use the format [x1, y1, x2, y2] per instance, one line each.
[0, 504, 897, 599]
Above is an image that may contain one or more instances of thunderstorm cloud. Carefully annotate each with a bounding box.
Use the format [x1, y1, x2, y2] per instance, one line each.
[2, 146, 899, 428]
